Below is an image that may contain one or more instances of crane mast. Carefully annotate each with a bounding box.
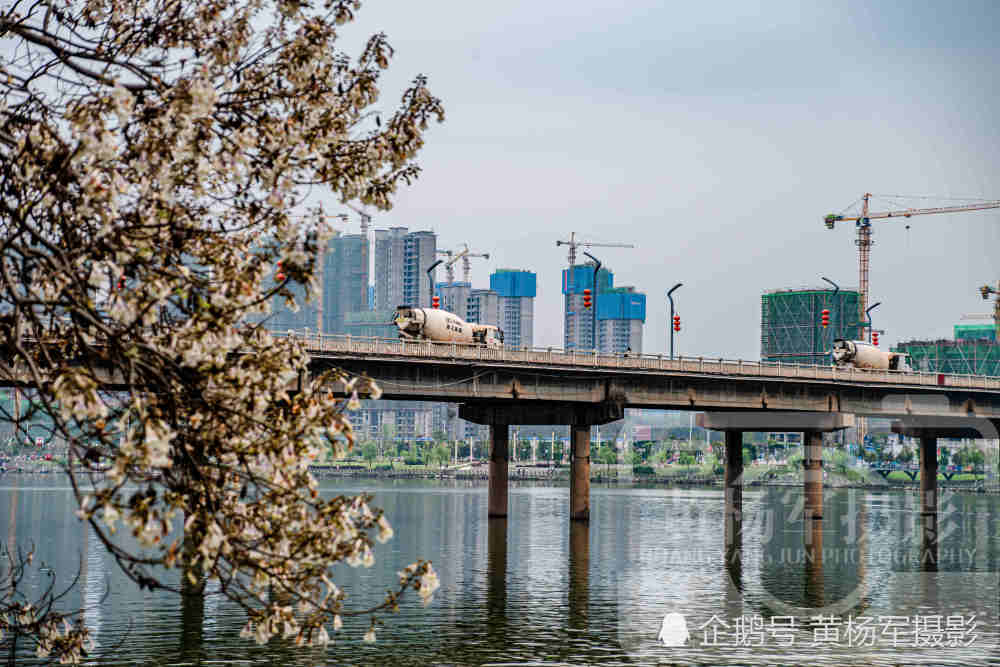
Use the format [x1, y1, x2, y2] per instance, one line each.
[981, 281, 1000, 339]
[462, 251, 490, 283]
[824, 193, 1000, 341]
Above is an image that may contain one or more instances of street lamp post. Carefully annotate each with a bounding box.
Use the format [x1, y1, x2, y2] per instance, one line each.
[821, 276, 840, 341]
[582, 252, 601, 353]
[865, 302, 881, 344]
[426, 259, 443, 308]
[667, 283, 682, 360]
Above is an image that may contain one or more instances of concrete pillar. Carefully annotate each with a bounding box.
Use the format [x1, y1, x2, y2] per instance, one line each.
[724, 430, 743, 553]
[919, 435, 938, 568]
[804, 516, 824, 607]
[570, 424, 590, 522]
[803, 430, 824, 520]
[487, 517, 507, 612]
[568, 519, 589, 629]
[488, 424, 509, 518]
[919, 435, 938, 516]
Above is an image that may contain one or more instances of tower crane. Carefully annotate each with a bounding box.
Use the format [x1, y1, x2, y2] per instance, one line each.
[344, 202, 372, 237]
[462, 250, 490, 284]
[436, 247, 471, 284]
[824, 193, 1000, 341]
[436, 249, 455, 282]
[442, 247, 469, 284]
[555, 232, 635, 267]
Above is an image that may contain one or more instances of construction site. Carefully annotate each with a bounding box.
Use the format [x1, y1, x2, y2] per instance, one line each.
[893, 283, 1000, 376]
[820, 193, 1000, 375]
[760, 287, 861, 365]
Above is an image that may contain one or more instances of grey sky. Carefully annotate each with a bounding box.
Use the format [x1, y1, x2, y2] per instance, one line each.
[327, 0, 1000, 358]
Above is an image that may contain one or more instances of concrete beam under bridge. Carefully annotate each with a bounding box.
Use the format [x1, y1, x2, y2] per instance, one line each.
[890, 415, 1000, 440]
[696, 411, 855, 432]
[458, 401, 623, 426]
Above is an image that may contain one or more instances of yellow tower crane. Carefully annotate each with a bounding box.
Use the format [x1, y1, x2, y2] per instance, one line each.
[824, 193, 1000, 341]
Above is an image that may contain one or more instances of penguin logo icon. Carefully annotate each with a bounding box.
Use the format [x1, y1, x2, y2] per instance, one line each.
[658, 612, 689, 647]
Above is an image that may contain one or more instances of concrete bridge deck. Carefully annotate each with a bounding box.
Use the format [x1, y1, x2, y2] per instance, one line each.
[297, 334, 1000, 420]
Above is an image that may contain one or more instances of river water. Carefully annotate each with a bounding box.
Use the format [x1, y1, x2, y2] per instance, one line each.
[2, 478, 998, 665]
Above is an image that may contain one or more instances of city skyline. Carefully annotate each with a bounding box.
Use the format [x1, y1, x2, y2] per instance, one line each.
[311, 0, 1000, 360]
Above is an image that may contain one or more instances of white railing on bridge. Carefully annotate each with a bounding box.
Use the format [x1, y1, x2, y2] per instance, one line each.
[274, 332, 1000, 392]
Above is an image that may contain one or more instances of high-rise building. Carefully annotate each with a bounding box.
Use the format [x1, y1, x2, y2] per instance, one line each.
[322, 232, 368, 334]
[374, 227, 407, 311]
[436, 282, 471, 319]
[266, 230, 368, 334]
[491, 269, 537, 349]
[374, 227, 437, 309]
[562, 263, 613, 351]
[404, 231, 436, 308]
[596, 286, 645, 355]
[468, 288, 500, 327]
[760, 287, 861, 364]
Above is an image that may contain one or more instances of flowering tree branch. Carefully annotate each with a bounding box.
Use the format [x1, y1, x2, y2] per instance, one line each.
[0, 0, 444, 656]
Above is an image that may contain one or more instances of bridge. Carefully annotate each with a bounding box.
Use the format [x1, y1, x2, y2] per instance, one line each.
[301, 333, 1000, 567]
[6, 331, 997, 569]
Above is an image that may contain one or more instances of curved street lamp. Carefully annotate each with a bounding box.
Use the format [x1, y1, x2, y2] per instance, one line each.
[667, 283, 682, 360]
[866, 302, 881, 344]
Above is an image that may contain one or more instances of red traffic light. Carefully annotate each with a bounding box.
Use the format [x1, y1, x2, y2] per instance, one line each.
[432, 296, 440, 309]
[872, 331, 880, 346]
[672, 314, 681, 332]
[821, 308, 830, 328]
[582, 288, 592, 309]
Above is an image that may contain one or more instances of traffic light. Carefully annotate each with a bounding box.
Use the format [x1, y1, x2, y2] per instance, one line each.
[673, 314, 681, 332]
[432, 295, 440, 309]
[872, 331, 880, 346]
[821, 308, 830, 328]
[582, 288, 592, 309]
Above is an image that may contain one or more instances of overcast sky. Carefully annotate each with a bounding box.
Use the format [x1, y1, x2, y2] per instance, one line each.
[325, 0, 1000, 358]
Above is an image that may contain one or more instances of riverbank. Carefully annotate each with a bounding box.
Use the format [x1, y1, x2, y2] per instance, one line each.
[3, 461, 995, 494]
[305, 462, 998, 493]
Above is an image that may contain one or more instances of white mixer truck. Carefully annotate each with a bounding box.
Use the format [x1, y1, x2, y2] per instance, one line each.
[832, 338, 909, 371]
[393, 306, 504, 348]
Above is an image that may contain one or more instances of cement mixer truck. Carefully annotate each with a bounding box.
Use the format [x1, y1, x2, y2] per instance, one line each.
[832, 338, 909, 371]
[393, 306, 504, 348]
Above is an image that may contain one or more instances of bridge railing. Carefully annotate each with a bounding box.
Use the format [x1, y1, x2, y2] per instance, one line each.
[276, 332, 1000, 391]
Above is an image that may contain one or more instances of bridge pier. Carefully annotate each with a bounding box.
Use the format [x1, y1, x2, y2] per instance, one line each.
[803, 430, 824, 520]
[460, 401, 623, 524]
[570, 424, 591, 522]
[700, 411, 854, 557]
[891, 417, 1000, 568]
[723, 430, 743, 554]
[488, 424, 510, 518]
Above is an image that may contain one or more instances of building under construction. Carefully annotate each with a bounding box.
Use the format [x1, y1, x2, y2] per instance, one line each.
[760, 287, 861, 365]
[894, 323, 1000, 376]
